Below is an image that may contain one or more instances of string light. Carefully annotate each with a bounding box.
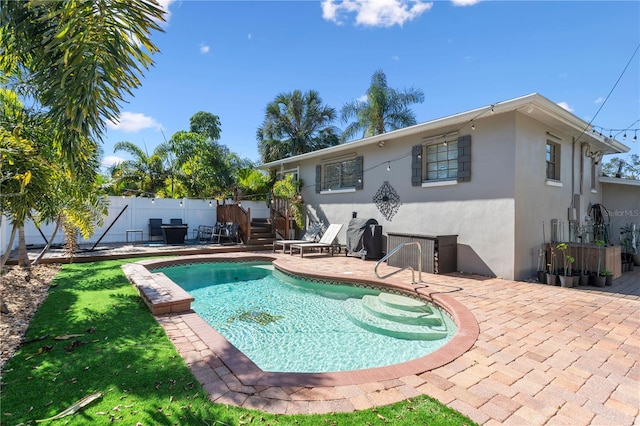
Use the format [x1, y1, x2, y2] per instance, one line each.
[634, 131, 637, 142]
[386, 162, 391, 171]
[471, 121, 475, 130]
[151, 198, 155, 203]
[209, 200, 213, 207]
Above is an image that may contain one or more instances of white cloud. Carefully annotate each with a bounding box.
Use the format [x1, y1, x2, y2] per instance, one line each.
[321, 0, 433, 27]
[107, 112, 163, 133]
[248, 33, 253, 40]
[199, 44, 210, 54]
[557, 101, 574, 113]
[156, 0, 176, 25]
[101, 156, 125, 168]
[357, 94, 369, 103]
[451, 0, 482, 6]
[391, 55, 400, 61]
[594, 96, 605, 104]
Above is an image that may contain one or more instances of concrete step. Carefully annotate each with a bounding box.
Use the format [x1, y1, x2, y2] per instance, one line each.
[361, 295, 441, 326]
[343, 298, 448, 341]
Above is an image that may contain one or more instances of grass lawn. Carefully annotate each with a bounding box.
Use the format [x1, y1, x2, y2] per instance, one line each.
[0, 259, 477, 425]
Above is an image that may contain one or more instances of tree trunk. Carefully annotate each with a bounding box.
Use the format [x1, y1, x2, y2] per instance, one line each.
[17, 226, 30, 269]
[32, 217, 61, 266]
[0, 223, 18, 269]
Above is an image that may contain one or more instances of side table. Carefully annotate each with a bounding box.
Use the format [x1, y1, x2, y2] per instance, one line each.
[126, 229, 144, 245]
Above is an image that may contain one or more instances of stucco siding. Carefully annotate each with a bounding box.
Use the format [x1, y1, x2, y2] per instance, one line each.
[297, 117, 517, 279]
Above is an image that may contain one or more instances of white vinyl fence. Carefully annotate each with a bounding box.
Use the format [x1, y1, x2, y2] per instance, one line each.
[0, 196, 270, 256]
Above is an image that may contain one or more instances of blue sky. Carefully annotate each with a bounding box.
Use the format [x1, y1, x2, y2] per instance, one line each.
[102, 0, 640, 169]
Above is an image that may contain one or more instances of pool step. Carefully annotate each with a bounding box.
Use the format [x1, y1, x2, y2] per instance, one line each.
[343, 294, 448, 341]
[361, 295, 441, 326]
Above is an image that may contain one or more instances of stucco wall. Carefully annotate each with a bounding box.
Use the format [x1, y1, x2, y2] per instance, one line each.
[601, 180, 640, 248]
[513, 113, 606, 279]
[297, 116, 518, 279]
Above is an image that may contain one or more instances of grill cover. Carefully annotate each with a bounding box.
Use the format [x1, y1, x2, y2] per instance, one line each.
[346, 218, 382, 259]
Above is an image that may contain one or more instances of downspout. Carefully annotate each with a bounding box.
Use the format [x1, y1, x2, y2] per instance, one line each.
[569, 137, 576, 218]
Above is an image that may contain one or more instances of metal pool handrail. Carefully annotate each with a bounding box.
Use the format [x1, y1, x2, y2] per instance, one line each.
[375, 241, 424, 284]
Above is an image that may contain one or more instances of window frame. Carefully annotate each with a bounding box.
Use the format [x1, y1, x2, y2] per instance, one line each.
[316, 154, 363, 194]
[422, 140, 459, 182]
[546, 140, 560, 181]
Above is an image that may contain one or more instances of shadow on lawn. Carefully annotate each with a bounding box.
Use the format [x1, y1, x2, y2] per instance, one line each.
[0, 259, 238, 425]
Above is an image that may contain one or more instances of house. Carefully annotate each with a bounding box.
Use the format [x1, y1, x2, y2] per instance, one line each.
[260, 93, 632, 281]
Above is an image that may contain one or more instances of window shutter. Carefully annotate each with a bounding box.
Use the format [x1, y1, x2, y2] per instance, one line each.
[355, 156, 363, 190]
[315, 164, 322, 193]
[457, 135, 471, 182]
[411, 144, 422, 186]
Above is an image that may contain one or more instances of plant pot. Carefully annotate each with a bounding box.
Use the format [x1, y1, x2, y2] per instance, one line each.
[592, 275, 606, 287]
[559, 275, 575, 288]
[605, 275, 613, 286]
[546, 273, 557, 286]
[579, 273, 589, 286]
[537, 271, 546, 283]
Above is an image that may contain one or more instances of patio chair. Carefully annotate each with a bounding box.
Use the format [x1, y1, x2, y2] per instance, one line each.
[149, 218, 163, 242]
[272, 223, 324, 254]
[211, 222, 240, 244]
[290, 224, 343, 257]
[170, 218, 183, 225]
[194, 225, 214, 242]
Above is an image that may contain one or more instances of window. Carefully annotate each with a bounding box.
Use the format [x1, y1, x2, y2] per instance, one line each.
[411, 135, 471, 186]
[316, 156, 363, 193]
[546, 141, 560, 180]
[424, 140, 458, 181]
[325, 159, 356, 190]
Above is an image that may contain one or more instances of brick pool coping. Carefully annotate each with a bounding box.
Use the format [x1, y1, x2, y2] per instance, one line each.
[122, 253, 479, 388]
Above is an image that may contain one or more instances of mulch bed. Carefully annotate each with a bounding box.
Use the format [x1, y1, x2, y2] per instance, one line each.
[0, 264, 61, 368]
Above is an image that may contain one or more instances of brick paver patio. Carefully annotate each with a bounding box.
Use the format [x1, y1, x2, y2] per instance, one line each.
[122, 250, 639, 426]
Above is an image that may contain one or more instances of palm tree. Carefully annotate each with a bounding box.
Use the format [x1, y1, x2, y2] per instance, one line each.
[340, 69, 425, 141]
[111, 141, 168, 197]
[0, 0, 164, 165]
[257, 90, 340, 163]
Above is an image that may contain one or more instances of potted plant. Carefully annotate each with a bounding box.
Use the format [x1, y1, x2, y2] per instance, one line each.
[579, 240, 589, 286]
[592, 239, 607, 287]
[556, 243, 575, 287]
[601, 269, 613, 286]
[545, 244, 557, 285]
[537, 244, 546, 283]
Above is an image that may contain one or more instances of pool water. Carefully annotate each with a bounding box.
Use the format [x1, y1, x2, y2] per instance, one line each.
[156, 261, 457, 373]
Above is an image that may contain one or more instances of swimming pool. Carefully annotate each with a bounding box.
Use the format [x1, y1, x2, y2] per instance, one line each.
[156, 260, 457, 373]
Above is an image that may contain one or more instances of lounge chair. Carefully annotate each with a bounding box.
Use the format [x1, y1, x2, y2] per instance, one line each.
[272, 223, 323, 254]
[290, 224, 343, 257]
